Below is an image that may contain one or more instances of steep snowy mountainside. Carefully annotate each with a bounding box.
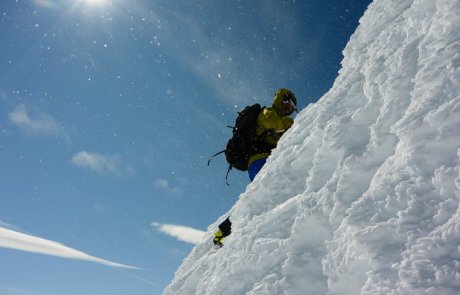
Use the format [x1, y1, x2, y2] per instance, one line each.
[164, 0, 460, 294]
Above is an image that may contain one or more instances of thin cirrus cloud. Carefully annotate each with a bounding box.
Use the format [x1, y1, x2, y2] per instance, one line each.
[71, 151, 132, 176]
[0, 226, 137, 269]
[152, 222, 205, 245]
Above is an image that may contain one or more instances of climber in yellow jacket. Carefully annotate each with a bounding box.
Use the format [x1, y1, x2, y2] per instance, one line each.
[214, 88, 298, 247]
[247, 88, 297, 179]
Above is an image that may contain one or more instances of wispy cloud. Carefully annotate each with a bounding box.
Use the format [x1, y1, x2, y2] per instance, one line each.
[152, 222, 205, 245]
[0, 285, 39, 295]
[151, 3, 305, 107]
[153, 179, 181, 194]
[0, 226, 137, 269]
[8, 104, 64, 137]
[31, 0, 57, 9]
[71, 151, 132, 176]
[0, 221, 19, 231]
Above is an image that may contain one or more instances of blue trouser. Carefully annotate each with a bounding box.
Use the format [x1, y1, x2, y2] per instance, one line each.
[218, 158, 267, 237]
[248, 158, 267, 181]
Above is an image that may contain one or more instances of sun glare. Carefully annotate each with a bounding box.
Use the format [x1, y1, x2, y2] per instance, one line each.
[85, 0, 108, 5]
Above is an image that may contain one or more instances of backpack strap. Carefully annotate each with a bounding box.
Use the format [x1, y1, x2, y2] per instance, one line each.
[225, 165, 232, 186]
[208, 150, 233, 185]
[207, 149, 226, 166]
[207, 149, 232, 184]
[207, 126, 234, 166]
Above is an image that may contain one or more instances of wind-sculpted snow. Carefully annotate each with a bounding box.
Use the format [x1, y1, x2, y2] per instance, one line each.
[164, 0, 460, 294]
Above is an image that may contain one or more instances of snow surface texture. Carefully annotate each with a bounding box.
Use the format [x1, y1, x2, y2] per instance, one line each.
[164, 0, 460, 294]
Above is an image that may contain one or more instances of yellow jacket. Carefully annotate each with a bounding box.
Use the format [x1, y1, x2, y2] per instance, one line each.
[248, 89, 294, 167]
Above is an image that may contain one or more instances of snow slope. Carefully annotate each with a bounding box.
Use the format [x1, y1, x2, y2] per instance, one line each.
[164, 0, 460, 294]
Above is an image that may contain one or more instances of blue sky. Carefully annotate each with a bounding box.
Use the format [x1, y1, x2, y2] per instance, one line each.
[0, 0, 371, 294]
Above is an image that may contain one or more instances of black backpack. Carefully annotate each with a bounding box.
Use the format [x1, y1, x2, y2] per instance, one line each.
[208, 104, 274, 184]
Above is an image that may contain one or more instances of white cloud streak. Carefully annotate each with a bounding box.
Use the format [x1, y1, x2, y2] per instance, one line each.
[8, 104, 63, 137]
[152, 222, 205, 245]
[0, 285, 39, 295]
[71, 151, 131, 176]
[0, 226, 138, 269]
[153, 179, 181, 194]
